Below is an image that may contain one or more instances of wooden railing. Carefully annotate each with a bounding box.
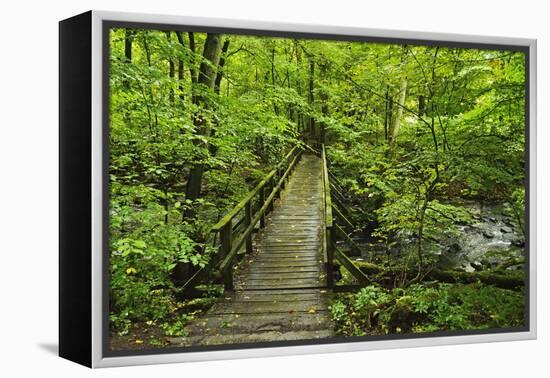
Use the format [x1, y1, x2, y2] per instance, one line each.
[321, 145, 335, 287]
[321, 144, 370, 287]
[179, 145, 303, 294]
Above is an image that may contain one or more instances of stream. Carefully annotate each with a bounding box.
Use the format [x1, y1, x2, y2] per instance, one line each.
[353, 201, 525, 272]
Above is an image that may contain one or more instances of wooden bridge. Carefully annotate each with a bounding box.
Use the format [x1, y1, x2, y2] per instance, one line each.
[170, 145, 369, 346]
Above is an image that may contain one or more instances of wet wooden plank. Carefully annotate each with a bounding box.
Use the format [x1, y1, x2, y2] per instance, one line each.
[170, 330, 334, 347]
[208, 299, 327, 315]
[245, 271, 321, 280]
[183, 312, 332, 336]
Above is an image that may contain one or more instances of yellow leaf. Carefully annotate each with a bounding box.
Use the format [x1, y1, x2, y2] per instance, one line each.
[308, 308, 316, 314]
[126, 267, 137, 274]
[135, 339, 144, 344]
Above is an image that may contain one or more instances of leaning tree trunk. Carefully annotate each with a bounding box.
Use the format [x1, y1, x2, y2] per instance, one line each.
[183, 33, 223, 221]
[214, 39, 230, 95]
[352, 261, 524, 291]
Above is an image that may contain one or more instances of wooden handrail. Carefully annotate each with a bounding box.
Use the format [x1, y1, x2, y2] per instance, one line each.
[321, 144, 334, 288]
[322, 145, 333, 228]
[178, 145, 303, 294]
[181, 142, 369, 295]
[218, 152, 301, 274]
[211, 146, 299, 232]
[321, 143, 370, 288]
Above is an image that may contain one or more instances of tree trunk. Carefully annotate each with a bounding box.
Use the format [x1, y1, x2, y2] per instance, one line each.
[124, 29, 133, 63]
[175, 32, 185, 102]
[123, 29, 133, 91]
[214, 39, 230, 95]
[386, 93, 393, 143]
[352, 261, 524, 291]
[211, 39, 231, 157]
[123, 29, 133, 124]
[188, 32, 197, 83]
[165, 31, 175, 103]
[418, 95, 425, 117]
[183, 33, 223, 221]
[308, 59, 315, 142]
[389, 75, 408, 148]
[319, 62, 329, 145]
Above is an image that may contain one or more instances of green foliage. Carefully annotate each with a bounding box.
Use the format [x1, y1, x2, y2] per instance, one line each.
[504, 187, 526, 237]
[108, 26, 527, 343]
[330, 283, 524, 336]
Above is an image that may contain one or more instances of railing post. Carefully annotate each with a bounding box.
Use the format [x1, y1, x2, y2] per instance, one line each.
[326, 225, 335, 288]
[268, 176, 275, 213]
[259, 187, 266, 228]
[278, 166, 284, 191]
[322, 144, 335, 288]
[245, 201, 253, 254]
[220, 223, 234, 291]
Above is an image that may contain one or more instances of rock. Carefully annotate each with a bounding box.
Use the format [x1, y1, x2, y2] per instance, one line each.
[506, 265, 522, 272]
[502, 233, 515, 241]
[471, 261, 484, 271]
[489, 217, 498, 223]
[485, 257, 500, 267]
[447, 243, 461, 254]
[512, 239, 525, 248]
[462, 263, 476, 273]
[500, 226, 513, 234]
[483, 230, 494, 238]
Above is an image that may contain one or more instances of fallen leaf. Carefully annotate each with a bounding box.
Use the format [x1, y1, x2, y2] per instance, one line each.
[308, 308, 316, 314]
[135, 339, 144, 344]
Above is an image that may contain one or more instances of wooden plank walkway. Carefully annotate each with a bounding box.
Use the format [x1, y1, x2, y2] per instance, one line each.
[170, 154, 334, 346]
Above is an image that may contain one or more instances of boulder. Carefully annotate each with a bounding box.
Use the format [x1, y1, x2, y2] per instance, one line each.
[483, 230, 494, 238]
[500, 226, 513, 234]
[471, 261, 484, 271]
[447, 243, 462, 254]
[512, 239, 525, 248]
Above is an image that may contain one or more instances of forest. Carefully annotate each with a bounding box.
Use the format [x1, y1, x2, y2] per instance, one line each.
[108, 27, 527, 349]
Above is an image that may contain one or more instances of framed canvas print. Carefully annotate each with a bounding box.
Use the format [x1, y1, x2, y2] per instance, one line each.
[59, 10, 537, 368]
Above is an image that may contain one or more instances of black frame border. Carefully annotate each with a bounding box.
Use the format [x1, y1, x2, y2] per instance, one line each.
[59, 11, 93, 367]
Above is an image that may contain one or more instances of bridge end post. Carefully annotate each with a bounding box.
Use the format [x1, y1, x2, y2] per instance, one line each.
[259, 187, 266, 228]
[220, 223, 234, 291]
[245, 202, 253, 254]
[326, 226, 335, 288]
